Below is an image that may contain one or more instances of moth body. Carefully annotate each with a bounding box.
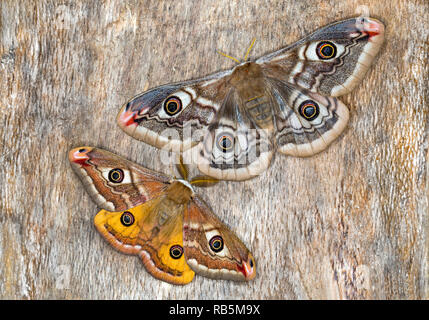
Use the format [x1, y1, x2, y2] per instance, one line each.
[230, 62, 274, 129]
[165, 180, 194, 204]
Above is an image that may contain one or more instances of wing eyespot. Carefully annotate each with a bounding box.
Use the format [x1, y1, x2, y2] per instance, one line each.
[209, 235, 224, 253]
[108, 168, 124, 183]
[163, 96, 182, 116]
[298, 100, 320, 121]
[169, 245, 184, 259]
[120, 211, 135, 226]
[316, 41, 337, 60]
[216, 133, 234, 153]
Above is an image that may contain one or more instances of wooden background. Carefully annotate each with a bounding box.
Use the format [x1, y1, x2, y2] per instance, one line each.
[0, 0, 427, 299]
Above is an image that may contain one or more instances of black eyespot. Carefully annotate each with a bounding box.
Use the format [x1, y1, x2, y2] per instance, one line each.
[316, 41, 337, 60]
[249, 258, 254, 268]
[169, 245, 183, 259]
[108, 168, 124, 183]
[120, 211, 135, 226]
[216, 134, 234, 152]
[209, 235, 224, 253]
[78, 148, 86, 153]
[298, 100, 320, 121]
[163, 96, 182, 115]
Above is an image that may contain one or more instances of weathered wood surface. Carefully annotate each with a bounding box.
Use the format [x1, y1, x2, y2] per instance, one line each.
[0, 0, 427, 299]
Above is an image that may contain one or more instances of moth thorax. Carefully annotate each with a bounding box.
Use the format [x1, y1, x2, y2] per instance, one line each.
[166, 180, 194, 204]
[230, 62, 265, 96]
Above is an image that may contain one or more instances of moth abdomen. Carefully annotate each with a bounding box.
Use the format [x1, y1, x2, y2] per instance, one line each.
[245, 95, 273, 128]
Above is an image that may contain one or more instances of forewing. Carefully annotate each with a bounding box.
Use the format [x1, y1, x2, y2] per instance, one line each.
[117, 71, 232, 152]
[69, 147, 170, 211]
[257, 17, 385, 97]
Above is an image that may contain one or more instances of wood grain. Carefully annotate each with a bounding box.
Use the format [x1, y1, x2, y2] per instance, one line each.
[0, 0, 427, 299]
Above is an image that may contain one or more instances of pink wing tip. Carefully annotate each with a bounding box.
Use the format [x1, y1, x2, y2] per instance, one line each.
[68, 147, 92, 166]
[363, 18, 385, 38]
[117, 108, 138, 127]
[237, 258, 256, 280]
